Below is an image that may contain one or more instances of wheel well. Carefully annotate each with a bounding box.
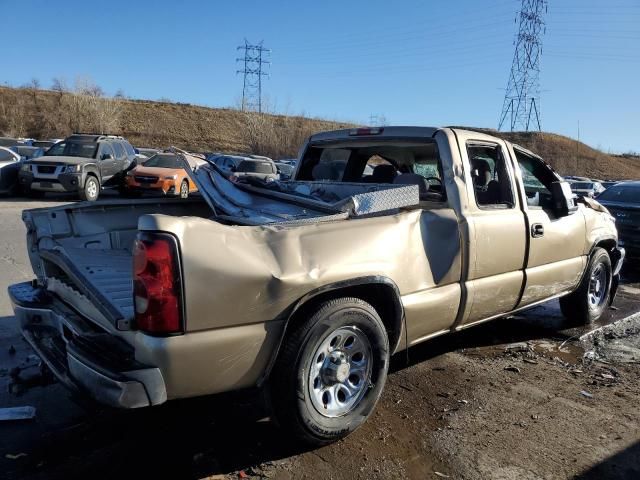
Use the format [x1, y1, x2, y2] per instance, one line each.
[286, 282, 403, 353]
[594, 239, 616, 254]
[84, 171, 99, 185]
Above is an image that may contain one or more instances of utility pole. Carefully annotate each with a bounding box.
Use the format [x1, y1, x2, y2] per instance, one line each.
[498, 0, 547, 132]
[236, 40, 271, 113]
[576, 119, 580, 174]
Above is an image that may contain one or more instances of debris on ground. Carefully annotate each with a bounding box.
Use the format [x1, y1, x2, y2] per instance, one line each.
[0, 406, 36, 421]
[504, 366, 521, 373]
[580, 390, 594, 399]
[5, 453, 28, 460]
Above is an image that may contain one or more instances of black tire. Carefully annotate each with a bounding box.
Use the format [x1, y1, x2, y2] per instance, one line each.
[179, 180, 189, 199]
[560, 247, 612, 324]
[79, 175, 100, 202]
[270, 297, 389, 446]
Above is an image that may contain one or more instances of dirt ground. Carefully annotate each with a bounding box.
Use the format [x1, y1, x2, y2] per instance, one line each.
[1, 195, 639, 480]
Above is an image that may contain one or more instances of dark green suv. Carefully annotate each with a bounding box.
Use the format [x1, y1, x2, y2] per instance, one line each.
[19, 134, 137, 201]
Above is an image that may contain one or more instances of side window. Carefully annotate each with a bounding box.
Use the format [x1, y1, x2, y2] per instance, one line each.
[514, 149, 557, 210]
[112, 142, 126, 160]
[467, 143, 514, 208]
[123, 141, 135, 157]
[99, 143, 115, 159]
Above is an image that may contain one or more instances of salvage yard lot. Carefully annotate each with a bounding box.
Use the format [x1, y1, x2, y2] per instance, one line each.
[1, 195, 640, 480]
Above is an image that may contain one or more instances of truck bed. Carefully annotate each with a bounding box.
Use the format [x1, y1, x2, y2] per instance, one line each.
[64, 247, 133, 320]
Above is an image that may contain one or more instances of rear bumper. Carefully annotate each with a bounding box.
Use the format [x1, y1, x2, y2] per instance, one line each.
[8, 281, 166, 409]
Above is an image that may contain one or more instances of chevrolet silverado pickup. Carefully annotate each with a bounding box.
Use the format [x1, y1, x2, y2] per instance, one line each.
[8, 127, 624, 445]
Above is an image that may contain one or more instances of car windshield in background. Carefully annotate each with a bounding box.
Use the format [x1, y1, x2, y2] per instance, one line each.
[13, 146, 37, 157]
[597, 184, 640, 203]
[45, 141, 98, 159]
[0, 149, 15, 161]
[571, 182, 593, 190]
[238, 160, 274, 174]
[143, 154, 181, 169]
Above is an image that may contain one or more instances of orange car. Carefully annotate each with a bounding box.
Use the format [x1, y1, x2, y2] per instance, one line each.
[125, 152, 197, 198]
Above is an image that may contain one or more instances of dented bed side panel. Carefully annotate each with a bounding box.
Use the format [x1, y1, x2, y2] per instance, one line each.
[138, 208, 463, 341]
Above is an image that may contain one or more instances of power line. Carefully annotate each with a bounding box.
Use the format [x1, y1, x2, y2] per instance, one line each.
[236, 40, 271, 113]
[498, 0, 548, 132]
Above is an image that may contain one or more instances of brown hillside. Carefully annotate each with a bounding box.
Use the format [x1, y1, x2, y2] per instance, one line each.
[1, 86, 638, 179]
[455, 127, 640, 180]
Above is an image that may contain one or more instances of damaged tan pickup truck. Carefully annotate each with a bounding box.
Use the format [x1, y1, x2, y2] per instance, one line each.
[9, 127, 624, 445]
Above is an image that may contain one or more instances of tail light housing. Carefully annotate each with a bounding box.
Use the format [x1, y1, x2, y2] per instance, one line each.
[133, 233, 184, 335]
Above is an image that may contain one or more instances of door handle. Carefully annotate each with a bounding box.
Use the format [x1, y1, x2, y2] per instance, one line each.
[531, 223, 544, 238]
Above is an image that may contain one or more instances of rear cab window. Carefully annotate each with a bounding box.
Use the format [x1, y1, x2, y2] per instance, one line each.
[296, 139, 446, 202]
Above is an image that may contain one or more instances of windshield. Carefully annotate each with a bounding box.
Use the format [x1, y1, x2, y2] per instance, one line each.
[45, 141, 98, 159]
[238, 160, 275, 174]
[597, 184, 640, 203]
[138, 149, 157, 158]
[0, 149, 16, 162]
[143, 154, 181, 169]
[571, 182, 593, 190]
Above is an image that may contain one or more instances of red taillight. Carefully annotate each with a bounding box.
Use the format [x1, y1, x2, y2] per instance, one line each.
[133, 234, 183, 335]
[349, 127, 384, 136]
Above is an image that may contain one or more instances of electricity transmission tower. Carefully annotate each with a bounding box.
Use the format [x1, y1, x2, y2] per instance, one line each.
[498, 0, 547, 132]
[236, 40, 270, 113]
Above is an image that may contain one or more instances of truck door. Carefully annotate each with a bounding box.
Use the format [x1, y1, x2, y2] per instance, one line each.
[509, 146, 587, 305]
[452, 131, 527, 327]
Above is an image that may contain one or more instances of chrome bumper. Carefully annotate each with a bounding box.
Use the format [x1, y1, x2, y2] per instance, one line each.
[8, 281, 166, 409]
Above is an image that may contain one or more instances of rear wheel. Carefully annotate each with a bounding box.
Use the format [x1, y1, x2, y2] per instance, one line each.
[270, 297, 389, 446]
[179, 180, 189, 199]
[560, 247, 612, 324]
[79, 175, 100, 201]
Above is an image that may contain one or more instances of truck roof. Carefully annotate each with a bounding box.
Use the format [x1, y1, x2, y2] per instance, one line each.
[309, 126, 439, 143]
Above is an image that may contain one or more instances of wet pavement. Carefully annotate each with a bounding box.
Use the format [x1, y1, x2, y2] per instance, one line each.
[0, 195, 639, 479]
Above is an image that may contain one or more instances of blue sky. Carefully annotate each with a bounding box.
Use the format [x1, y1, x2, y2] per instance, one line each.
[3, 0, 639, 153]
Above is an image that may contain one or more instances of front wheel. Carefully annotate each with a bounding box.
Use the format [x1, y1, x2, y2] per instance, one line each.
[560, 247, 612, 324]
[270, 297, 389, 446]
[79, 175, 100, 201]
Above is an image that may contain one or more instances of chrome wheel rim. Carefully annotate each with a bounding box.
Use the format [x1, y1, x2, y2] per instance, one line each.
[87, 180, 97, 198]
[588, 264, 608, 308]
[308, 326, 372, 418]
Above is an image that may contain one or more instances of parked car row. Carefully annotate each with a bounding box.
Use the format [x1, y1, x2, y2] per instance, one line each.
[1, 132, 299, 201]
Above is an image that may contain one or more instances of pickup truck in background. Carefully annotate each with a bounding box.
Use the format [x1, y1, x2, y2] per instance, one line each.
[8, 126, 624, 446]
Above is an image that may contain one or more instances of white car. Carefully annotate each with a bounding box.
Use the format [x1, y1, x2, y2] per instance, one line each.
[0, 146, 22, 194]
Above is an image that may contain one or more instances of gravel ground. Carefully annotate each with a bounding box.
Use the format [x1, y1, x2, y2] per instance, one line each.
[0, 194, 639, 480]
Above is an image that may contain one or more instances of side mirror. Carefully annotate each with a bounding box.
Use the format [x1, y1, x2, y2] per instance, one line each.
[101, 153, 113, 160]
[230, 165, 237, 172]
[551, 181, 578, 217]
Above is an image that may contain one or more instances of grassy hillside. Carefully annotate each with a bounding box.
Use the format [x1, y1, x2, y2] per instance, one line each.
[1, 86, 638, 179]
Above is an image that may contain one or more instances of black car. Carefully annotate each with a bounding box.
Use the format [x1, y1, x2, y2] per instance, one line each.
[597, 181, 640, 263]
[19, 134, 136, 201]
